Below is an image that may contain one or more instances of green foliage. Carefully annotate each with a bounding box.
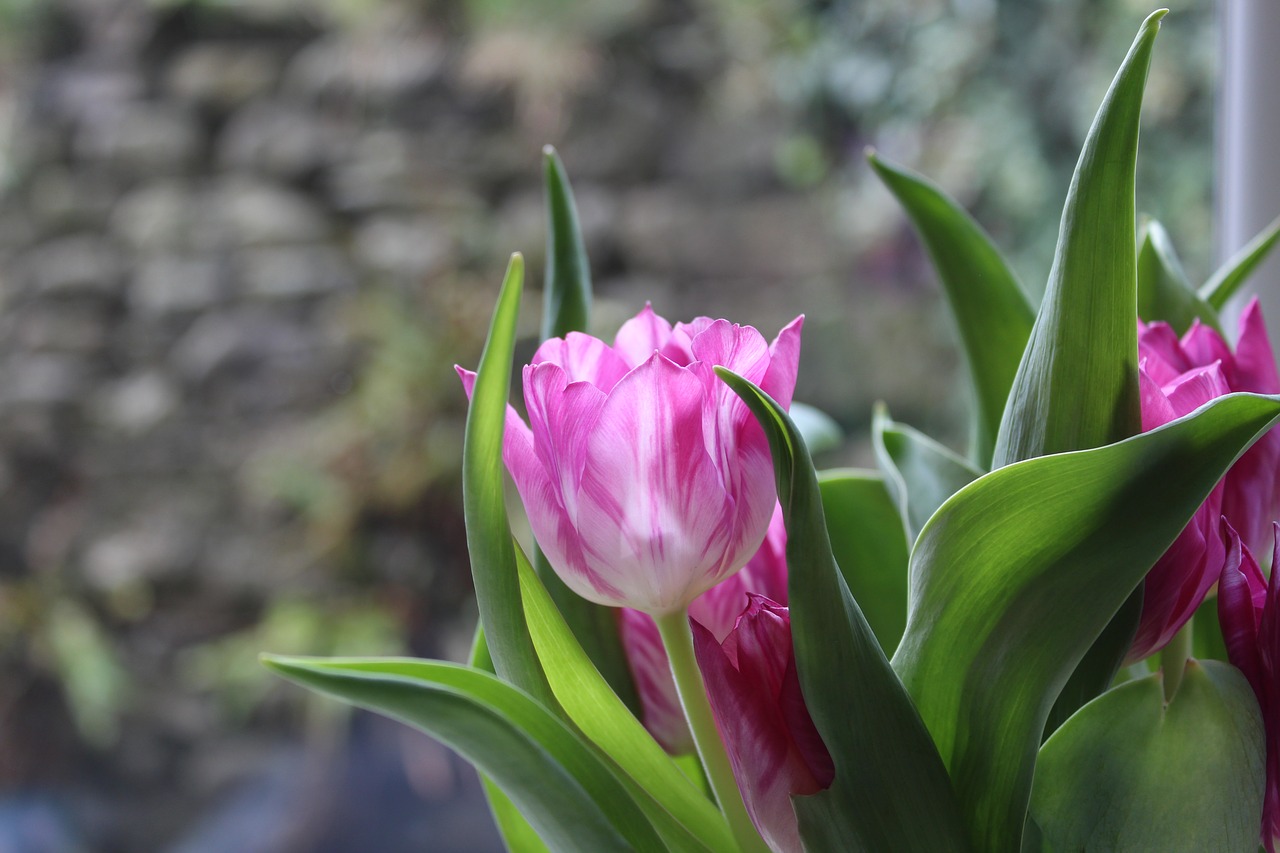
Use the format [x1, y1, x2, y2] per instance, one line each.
[1136, 218, 1220, 335]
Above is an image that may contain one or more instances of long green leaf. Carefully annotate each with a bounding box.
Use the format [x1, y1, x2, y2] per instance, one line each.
[872, 405, 981, 544]
[463, 254, 555, 705]
[1027, 660, 1264, 852]
[817, 469, 910, 655]
[261, 655, 664, 852]
[1200, 214, 1280, 310]
[867, 153, 1034, 467]
[537, 146, 640, 717]
[1137, 218, 1221, 334]
[514, 543, 734, 853]
[892, 391, 1280, 852]
[717, 368, 970, 853]
[992, 11, 1163, 466]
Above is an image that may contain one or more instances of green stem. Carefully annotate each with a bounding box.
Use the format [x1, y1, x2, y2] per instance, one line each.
[654, 610, 771, 853]
[1160, 620, 1193, 703]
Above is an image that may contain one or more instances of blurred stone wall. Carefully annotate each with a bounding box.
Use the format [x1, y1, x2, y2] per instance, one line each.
[0, 0, 962, 848]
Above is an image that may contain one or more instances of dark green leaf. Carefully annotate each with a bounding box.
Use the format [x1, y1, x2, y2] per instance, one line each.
[872, 405, 981, 543]
[893, 390, 1280, 852]
[1027, 660, 1264, 853]
[716, 368, 970, 853]
[1191, 595, 1231, 663]
[817, 469, 910, 656]
[261, 655, 664, 852]
[1200, 214, 1280, 311]
[1137, 218, 1221, 334]
[868, 152, 1034, 467]
[992, 12, 1164, 466]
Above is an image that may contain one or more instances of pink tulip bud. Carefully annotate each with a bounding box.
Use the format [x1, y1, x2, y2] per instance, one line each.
[692, 595, 834, 853]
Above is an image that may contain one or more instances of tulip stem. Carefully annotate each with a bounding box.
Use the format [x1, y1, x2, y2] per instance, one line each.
[655, 610, 771, 853]
[1160, 620, 1193, 703]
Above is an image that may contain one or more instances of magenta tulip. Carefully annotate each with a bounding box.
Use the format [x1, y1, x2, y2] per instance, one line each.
[692, 595, 834, 853]
[620, 505, 788, 753]
[458, 305, 803, 615]
[1218, 520, 1280, 852]
[1129, 298, 1280, 662]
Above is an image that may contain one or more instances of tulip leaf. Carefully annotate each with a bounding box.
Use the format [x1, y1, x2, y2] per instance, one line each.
[872, 405, 981, 544]
[1026, 660, 1265, 853]
[463, 254, 556, 705]
[717, 368, 970, 853]
[1191, 596, 1231, 663]
[514, 542, 735, 853]
[867, 152, 1034, 468]
[261, 655, 665, 852]
[537, 146, 641, 718]
[1200, 214, 1280, 311]
[817, 469, 910, 655]
[1137, 218, 1221, 334]
[791, 401, 844, 455]
[893, 391, 1280, 852]
[992, 12, 1163, 466]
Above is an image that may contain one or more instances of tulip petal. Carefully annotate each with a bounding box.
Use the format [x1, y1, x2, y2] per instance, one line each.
[1235, 299, 1280, 394]
[1162, 362, 1231, 416]
[531, 332, 631, 392]
[762, 316, 805, 410]
[1138, 321, 1191, 382]
[1180, 319, 1234, 379]
[523, 362, 608, 512]
[613, 304, 674, 369]
[1218, 520, 1266, 690]
[1138, 366, 1179, 431]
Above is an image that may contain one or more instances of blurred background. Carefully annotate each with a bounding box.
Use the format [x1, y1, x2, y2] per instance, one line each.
[0, 0, 1217, 849]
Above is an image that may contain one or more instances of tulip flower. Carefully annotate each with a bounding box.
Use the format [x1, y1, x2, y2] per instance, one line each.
[692, 595, 835, 853]
[1217, 520, 1280, 852]
[620, 505, 788, 753]
[458, 304, 803, 616]
[1128, 298, 1280, 662]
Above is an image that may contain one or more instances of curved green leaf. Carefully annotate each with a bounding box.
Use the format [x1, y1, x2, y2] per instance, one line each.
[1137, 218, 1221, 334]
[867, 152, 1033, 467]
[1027, 660, 1264, 853]
[872, 405, 981, 543]
[893, 391, 1280, 852]
[1200, 214, 1280, 310]
[262, 655, 664, 852]
[993, 11, 1164, 467]
[791, 401, 844, 455]
[514, 543, 733, 853]
[817, 469, 910, 655]
[463, 254, 555, 705]
[716, 368, 970, 853]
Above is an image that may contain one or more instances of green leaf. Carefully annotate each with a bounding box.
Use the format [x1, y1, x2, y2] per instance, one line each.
[261, 655, 664, 852]
[791, 401, 844, 455]
[867, 152, 1034, 468]
[892, 390, 1280, 853]
[716, 368, 970, 853]
[1191, 595, 1231, 663]
[1137, 218, 1221, 334]
[462, 254, 555, 705]
[1200, 214, 1280, 311]
[817, 469, 911, 656]
[1027, 660, 1264, 853]
[872, 404, 981, 544]
[993, 11, 1164, 467]
[514, 542, 734, 853]
[537, 145, 640, 718]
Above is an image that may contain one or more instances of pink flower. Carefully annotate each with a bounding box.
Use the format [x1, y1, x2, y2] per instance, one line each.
[692, 595, 834, 853]
[457, 305, 803, 615]
[1217, 520, 1280, 852]
[620, 505, 788, 753]
[1128, 299, 1280, 662]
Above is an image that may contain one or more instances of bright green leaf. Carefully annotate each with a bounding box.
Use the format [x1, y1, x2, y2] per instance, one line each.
[872, 404, 981, 544]
[261, 655, 664, 852]
[868, 152, 1034, 468]
[893, 390, 1280, 853]
[717, 368, 970, 853]
[1200, 214, 1280, 311]
[1027, 660, 1264, 853]
[1137, 218, 1221, 334]
[817, 469, 910, 655]
[514, 543, 734, 853]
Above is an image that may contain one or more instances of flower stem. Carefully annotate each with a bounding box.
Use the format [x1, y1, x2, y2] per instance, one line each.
[654, 610, 771, 853]
[1160, 620, 1193, 703]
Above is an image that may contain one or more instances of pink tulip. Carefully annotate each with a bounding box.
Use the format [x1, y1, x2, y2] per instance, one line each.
[1217, 520, 1280, 852]
[620, 505, 788, 753]
[457, 305, 803, 616]
[692, 595, 834, 853]
[1128, 298, 1280, 662]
